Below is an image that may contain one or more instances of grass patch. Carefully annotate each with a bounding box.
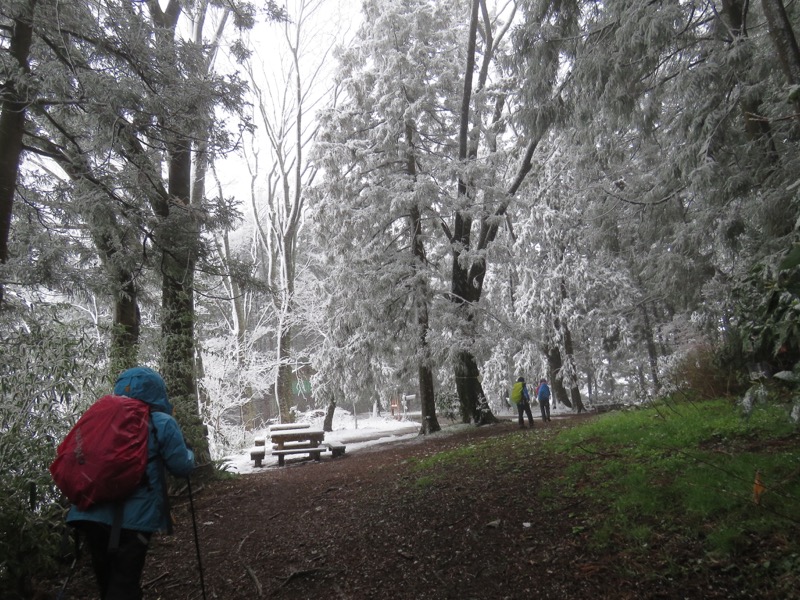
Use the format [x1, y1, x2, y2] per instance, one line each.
[405, 442, 487, 471]
[405, 399, 798, 594]
[551, 399, 799, 582]
[405, 434, 533, 472]
[413, 475, 436, 489]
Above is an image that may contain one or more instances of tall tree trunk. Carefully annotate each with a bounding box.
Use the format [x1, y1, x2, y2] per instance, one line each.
[641, 302, 661, 394]
[159, 138, 206, 461]
[146, 0, 211, 463]
[323, 397, 336, 432]
[558, 279, 585, 412]
[276, 321, 295, 421]
[414, 253, 439, 434]
[637, 364, 648, 397]
[549, 273, 583, 412]
[0, 1, 35, 304]
[450, 0, 482, 423]
[546, 345, 572, 409]
[418, 354, 438, 434]
[561, 322, 585, 413]
[406, 122, 440, 434]
[454, 349, 492, 423]
[602, 361, 617, 402]
[449, 0, 529, 425]
[249, 41, 308, 423]
[110, 276, 140, 376]
[274, 226, 297, 421]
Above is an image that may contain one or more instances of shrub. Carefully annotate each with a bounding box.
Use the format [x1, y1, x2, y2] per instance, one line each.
[668, 342, 745, 399]
[0, 307, 105, 598]
[730, 244, 800, 376]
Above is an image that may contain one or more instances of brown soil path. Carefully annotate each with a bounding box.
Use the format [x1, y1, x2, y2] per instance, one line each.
[56, 415, 751, 599]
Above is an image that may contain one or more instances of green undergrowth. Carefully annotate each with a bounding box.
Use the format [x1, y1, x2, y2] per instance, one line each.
[404, 434, 532, 484]
[553, 401, 798, 540]
[404, 399, 800, 594]
[546, 398, 800, 594]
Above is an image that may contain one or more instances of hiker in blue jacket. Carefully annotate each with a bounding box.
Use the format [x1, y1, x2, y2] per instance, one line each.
[537, 378, 552, 422]
[67, 367, 195, 600]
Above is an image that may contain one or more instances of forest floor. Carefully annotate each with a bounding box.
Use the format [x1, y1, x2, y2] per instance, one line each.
[53, 413, 792, 599]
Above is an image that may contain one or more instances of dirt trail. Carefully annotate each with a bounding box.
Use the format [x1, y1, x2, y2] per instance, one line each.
[53, 415, 747, 599]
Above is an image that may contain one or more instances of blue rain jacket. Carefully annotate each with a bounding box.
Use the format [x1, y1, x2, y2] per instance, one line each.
[67, 367, 195, 533]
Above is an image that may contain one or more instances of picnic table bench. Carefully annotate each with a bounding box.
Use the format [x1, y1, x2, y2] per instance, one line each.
[325, 441, 346, 458]
[270, 427, 326, 466]
[249, 436, 267, 467]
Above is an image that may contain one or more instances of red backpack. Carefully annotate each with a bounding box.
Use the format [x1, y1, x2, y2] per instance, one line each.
[50, 395, 151, 510]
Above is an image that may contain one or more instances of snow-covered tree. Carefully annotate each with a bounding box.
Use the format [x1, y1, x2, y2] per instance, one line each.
[311, 0, 473, 431]
[312, 0, 537, 425]
[513, 0, 800, 393]
[239, 0, 350, 422]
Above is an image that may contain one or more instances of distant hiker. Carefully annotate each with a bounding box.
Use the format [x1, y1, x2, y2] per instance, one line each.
[537, 378, 552, 422]
[60, 367, 195, 600]
[510, 376, 535, 429]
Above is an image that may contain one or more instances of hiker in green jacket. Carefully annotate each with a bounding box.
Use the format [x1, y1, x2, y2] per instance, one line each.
[510, 376, 535, 429]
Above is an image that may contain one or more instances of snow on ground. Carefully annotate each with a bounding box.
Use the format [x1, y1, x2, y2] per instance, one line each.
[222, 402, 571, 475]
[221, 408, 423, 474]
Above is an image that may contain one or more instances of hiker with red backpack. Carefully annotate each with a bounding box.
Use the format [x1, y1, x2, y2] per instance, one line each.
[52, 366, 195, 600]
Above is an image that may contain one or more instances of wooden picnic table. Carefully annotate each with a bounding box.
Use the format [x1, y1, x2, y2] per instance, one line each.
[268, 423, 311, 432]
[249, 425, 346, 467]
[270, 428, 326, 466]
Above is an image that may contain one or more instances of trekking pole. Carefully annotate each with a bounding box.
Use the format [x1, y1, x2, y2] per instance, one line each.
[186, 476, 207, 600]
[55, 555, 78, 600]
[55, 531, 81, 600]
